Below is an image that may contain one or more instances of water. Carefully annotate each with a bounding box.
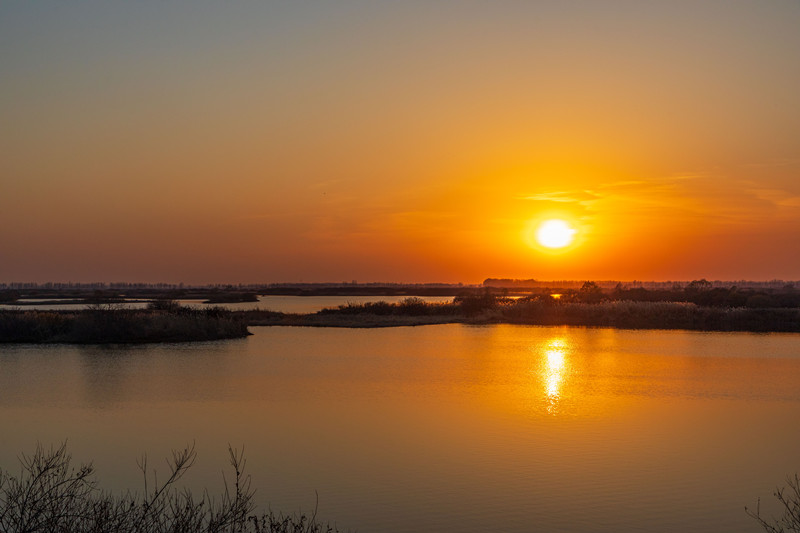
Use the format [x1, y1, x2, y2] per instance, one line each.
[1, 324, 799, 532]
[1, 295, 453, 312]
[178, 294, 453, 313]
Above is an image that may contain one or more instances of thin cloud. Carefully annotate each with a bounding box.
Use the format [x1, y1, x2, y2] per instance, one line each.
[521, 191, 600, 204]
[595, 180, 647, 190]
[746, 188, 800, 209]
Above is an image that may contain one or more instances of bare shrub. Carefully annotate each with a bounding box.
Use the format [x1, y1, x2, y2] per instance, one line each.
[0, 443, 340, 533]
[748, 474, 800, 533]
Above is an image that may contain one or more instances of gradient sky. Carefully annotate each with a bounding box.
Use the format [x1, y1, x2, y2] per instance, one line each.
[2, 1, 799, 284]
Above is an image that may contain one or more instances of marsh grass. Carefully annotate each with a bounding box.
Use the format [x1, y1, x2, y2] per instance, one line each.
[500, 299, 800, 331]
[284, 297, 800, 332]
[0, 443, 339, 533]
[0, 304, 250, 343]
[318, 297, 457, 317]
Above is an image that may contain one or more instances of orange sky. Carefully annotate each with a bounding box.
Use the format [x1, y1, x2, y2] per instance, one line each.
[1, 2, 799, 283]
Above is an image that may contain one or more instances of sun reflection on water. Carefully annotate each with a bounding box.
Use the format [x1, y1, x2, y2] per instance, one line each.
[541, 337, 570, 414]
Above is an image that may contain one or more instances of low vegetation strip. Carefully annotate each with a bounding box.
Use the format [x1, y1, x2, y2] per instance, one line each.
[499, 300, 800, 332]
[3, 295, 799, 343]
[243, 296, 800, 332]
[0, 304, 249, 344]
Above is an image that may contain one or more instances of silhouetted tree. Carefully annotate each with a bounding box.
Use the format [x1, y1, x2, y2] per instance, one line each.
[685, 279, 712, 293]
[578, 281, 604, 303]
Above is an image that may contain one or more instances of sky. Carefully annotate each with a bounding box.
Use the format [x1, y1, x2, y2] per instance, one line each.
[2, 1, 799, 284]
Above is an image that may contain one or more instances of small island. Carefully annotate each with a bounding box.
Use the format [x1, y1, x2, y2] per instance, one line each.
[0, 301, 250, 344]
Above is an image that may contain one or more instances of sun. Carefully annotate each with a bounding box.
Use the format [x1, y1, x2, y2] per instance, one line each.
[535, 219, 576, 249]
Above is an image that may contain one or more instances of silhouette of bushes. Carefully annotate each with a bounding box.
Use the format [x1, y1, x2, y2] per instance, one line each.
[595, 280, 800, 309]
[453, 290, 500, 316]
[203, 292, 259, 304]
[748, 474, 800, 532]
[499, 300, 800, 331]
[0, 290, 20, 304]
[317, 299, 459, 317]
[396, 297, 431, 315]
[319, 301, 394, 316]
[0, 305, 249, 344]
[147, 299, 184, 312]
[0, 443, 340, 533]
[281, 296, 800, 332]
[577, 281, 605, 303]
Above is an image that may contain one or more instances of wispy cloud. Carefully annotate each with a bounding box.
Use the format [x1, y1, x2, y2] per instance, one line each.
[745, 188, 800, 210]
[521, 191, 600, 205]
[519, 173, 800, 228]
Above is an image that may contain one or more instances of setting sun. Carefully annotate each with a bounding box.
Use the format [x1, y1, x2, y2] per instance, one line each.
[535, 219, 576, 249]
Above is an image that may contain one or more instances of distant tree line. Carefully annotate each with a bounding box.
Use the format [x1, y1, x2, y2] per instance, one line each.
[590, 279, 800, 308]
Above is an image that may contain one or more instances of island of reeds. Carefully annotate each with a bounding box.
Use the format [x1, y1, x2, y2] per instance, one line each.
[0, 301, 249, 344]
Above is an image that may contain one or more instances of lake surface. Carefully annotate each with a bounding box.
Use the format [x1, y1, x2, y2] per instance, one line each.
[1, 295, 453, 313]
[1, 324, 799, 532]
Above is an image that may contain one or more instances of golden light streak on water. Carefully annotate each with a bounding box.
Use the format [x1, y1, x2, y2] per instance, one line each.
[541, 337, 569, 415]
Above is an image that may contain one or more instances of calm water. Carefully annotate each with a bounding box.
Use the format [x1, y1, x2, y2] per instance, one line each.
[1, 324, 799, 532]
[1, 295, 453, 312]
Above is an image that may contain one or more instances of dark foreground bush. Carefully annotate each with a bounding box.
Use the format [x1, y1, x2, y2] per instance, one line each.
[747, 474, 800, 532]
[0, 443, 340, 533]
[0, 306, 250, 344]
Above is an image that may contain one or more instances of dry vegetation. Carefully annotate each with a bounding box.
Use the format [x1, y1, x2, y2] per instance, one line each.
[243, 292, 800, 333]
[747, 475, 800, 533]
[0, 303, 249, 343]
[1, 442, 796, 533]
[0, 443, 339, 533]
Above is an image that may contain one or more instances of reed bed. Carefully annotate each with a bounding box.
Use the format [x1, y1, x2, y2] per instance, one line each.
[0, 304, 250, 343]
[261, 296, 800, 332]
